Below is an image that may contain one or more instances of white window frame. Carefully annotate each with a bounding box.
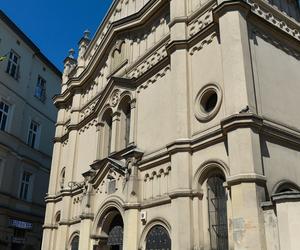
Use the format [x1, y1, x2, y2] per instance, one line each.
[34, 75, 46, 102]
[19, 171, 32, 201]
[0, 100, 10, 131]
[27, 120, 40, 149]
[6, 50, 20, 80]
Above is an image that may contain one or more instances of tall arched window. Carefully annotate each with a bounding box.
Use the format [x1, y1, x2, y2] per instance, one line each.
[119, 96, 131, 149]
[207, 175, 228, 250]
[60, 167, 66, 189]
[102, 109, 113, 157]
[125, 103, 131, 147]
[146, 225, 171, 250]
[70, 235, 79, 250]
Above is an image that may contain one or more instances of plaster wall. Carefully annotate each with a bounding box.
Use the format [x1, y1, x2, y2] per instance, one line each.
[250, 28, 300, 130]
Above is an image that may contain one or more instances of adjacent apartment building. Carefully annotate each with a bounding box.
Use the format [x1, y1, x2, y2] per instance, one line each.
[0, 10, 61, 250]
[42, 0, 299, 249]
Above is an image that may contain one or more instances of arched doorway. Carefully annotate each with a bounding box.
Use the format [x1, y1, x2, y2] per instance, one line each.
[146, 225, 171, 250]
[94, 208, 124, 250]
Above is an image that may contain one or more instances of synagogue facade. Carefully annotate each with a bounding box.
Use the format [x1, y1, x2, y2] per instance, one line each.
[42, 0, 300, 249]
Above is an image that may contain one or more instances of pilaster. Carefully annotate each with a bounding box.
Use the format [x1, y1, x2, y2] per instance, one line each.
[215, 1, 256, 115]
[169, 151, 193, 250]
[123, 209, 139, 250]
[169, 0, 190, 139]
[215, 3, 266, 248]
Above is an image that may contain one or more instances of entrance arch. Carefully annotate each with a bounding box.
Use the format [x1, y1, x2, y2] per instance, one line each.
[94, 208, 124, 250]
[145, 225, 171, 250]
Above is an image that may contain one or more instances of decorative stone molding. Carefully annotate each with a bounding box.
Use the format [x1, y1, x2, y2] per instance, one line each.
[128, 45, 168, 79]
[194, 83, 223, 122]
[189, 32, 217, 55]
[188, 9, 214, 37]
[225, 173, 267, 187]
[110, 90, 121, 107]
[137, 65, 171, 93]
[245, 0, 300, 41]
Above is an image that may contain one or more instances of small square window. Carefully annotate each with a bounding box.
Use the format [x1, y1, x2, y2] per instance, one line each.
[34, 76, 46, 102]
[6, 50, 20, 80]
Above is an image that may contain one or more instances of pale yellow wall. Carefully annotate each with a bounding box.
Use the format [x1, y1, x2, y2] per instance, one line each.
[190, 37, 225, 134]
[251, 29, 300, 129]
[136, 70, 176, 153]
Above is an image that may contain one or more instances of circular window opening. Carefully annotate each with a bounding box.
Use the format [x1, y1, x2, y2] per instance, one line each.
[194, 83, 222, 122]
[201, 91, 218, 113]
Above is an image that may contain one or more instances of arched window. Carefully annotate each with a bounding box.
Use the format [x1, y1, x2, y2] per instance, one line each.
[111, 41, 126, 72]
[55, 211, 61, 226]
[207, 175, 228, 250]
[124, 103, 131, 147]
[146, 225, 171, 250]
[102, 109, 113, 157]
[119, 96, 131, 149]
[60, 168, 65, 189]
[107, 214, 123, 249]
[70, 235, 79, 250]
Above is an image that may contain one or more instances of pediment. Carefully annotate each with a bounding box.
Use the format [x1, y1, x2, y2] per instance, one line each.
[79, 76, 137, 124]
[90, 157, 126, 189]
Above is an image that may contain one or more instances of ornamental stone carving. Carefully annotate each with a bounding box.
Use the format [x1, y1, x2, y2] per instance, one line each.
[110, 90, 121, 107]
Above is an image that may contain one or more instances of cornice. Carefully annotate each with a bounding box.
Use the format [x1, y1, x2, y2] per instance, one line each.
[225, 173, 267, 187]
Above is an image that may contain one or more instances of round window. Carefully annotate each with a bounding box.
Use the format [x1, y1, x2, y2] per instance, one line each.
[194, 83, 222, 122]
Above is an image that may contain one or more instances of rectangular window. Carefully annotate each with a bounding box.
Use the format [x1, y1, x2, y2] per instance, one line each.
[19, 171, 32, 201]
[0, 101, 10, 131]
[6, 50, 20, 79]
[34, 76, 46, 102]
[27, 121, 39, 149]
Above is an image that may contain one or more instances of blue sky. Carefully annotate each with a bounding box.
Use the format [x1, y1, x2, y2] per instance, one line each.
[0, 0, 113, 71]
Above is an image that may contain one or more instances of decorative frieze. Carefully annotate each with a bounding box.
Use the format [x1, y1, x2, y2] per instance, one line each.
[246, 0, 300, 41]
[188, 9, 214, 37]
[137, 65, 170, 93]
[189, 32, 217, 55]
[143, 166, 171, 200]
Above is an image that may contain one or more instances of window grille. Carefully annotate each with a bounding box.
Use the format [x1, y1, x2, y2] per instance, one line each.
[71, 236, 79, 250]
[6, 50, 20, 79]
[146, 225, 171, 250]
[0, 101, 9, 131]
[207, 175, 228, 250]
[107, 214, 123, 250]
